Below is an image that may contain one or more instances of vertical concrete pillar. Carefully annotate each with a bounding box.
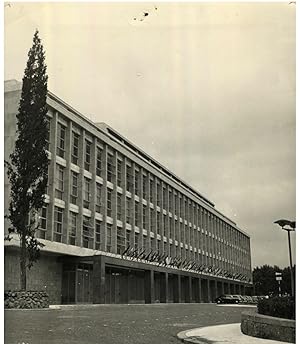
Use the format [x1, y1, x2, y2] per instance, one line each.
[187, 276, 192, 303]
[160, 272, 168, 303]
[206, 279, 211, 302]
[214, 280, 218, 300]
[93, 255, 106, 304]
[174, 274, 181, 303]
[241, 284, 245, 296]
[196, 278, 201, 303]
[221, 281, 225, 295]
[145, 270, 155, 304]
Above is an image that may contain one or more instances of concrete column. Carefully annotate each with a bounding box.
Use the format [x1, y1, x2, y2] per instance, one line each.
[224, 282, 229, 294]
[206, 279, 211, 302]
[214, 280, 218, 300]
[187, 276, 192, 303]
[160, 272, 168, 303]
[241, 284, 245, 296]
[93, 255, 106, 304]
[174, 274, 181, 303]
[145, 270, 155, 304]
[197, 278, 201, 303]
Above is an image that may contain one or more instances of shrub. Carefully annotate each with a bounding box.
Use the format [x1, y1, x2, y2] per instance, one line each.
[257, 296, 295, 320]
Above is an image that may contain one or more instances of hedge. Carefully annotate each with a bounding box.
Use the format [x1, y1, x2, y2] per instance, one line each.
[257, 296, 295, 320]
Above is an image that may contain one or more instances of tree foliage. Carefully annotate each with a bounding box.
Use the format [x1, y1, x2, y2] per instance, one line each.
[253, 264, 295, 296]
[5, 30, 49, 290]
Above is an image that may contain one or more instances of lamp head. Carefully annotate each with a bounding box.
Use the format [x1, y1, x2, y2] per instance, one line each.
[274, 219, 296, 231]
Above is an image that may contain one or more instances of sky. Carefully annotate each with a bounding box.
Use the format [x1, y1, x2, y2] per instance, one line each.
[4, 2, 296, 268]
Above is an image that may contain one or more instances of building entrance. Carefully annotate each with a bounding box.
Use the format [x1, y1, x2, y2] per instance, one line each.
[62, 263, 93, 304]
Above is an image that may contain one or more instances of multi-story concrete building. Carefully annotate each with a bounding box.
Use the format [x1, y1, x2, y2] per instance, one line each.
[5, 80, 252, 304]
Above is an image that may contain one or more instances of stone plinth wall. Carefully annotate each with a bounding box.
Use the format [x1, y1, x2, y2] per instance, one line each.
[5, 248, 62, 304]
[241, 311, 295, 343]
[4, 291, 49, 309]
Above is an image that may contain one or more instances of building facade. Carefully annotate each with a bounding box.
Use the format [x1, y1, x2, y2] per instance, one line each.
[5, 80, 252, 304]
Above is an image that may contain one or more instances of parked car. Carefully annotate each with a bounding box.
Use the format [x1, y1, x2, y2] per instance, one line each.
[215, 294, 238, 304]
[240, 295, 249, 303]
[232, 295, 243, 303]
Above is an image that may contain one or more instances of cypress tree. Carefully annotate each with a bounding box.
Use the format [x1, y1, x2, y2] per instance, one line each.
[6, 30, 49, 290]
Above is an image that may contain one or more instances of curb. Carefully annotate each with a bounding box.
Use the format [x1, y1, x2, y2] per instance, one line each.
[177, 329, 206, 344]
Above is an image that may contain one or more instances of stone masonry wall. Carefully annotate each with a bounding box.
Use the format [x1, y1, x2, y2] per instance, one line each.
[5, 248, 63, 304]
[5, 291, 49, 309]
[241, 311, 295, 343]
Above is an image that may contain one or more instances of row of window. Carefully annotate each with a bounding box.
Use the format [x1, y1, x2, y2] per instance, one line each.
[52, 163, 248, 252]
[48, 118, 249, 251]
[38, 204, 250, 270]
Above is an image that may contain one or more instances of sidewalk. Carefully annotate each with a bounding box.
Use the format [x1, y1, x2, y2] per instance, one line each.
[177, 323, 290, 344]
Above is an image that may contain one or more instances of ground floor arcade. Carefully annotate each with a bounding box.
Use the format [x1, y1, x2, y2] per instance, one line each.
[62, 254, 252, 304]
[5, 248, 253, 304]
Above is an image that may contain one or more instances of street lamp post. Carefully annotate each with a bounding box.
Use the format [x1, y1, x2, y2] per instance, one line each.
[274, 219, 295, 297]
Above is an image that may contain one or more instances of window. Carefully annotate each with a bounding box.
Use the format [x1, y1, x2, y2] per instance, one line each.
[134, 232, 139, 249]
[163, 215, 167, 236]
[174, 195, 178, 214]
[156, 183, 161, 206]
[180, 224, 184, 243]
[134, 170, 139, 195]
[157, 214, 161, 235]
[143, 235, 147, 249]
[107, 154, 115, 182]
[69, 212, 77, 245]
[45, 165, 50, 195]
[95, 183, 102, 213]
[142, 205, 147, 229]
[117, 227, 125, 254]
[142, 174, 147, 199]
[164, 242, 167, 254]
[126, 165, 133, 193]
[95, 220, 101, 250]
[84, 140, 91, 171]
[169, 190, 173, 212]
[180, 197, 183, 218]
[45, 117, 50, 151]
[175, 221, 179, 241]
[150, 179, 154, 203]
[55, 164, 64, 200]
[163, 187, 167, 209]
[54, 207, 63, 242]
[96, 146, 102, 177]
[107, 189, 112, 217]
[71, 132, 80, 165]
[169, 218, 174, 239]
[150, 209, 155, 232]
[106, 224, 112, 252]
[185, 200, 188, 219]
[117, 159, 122, 187]
[124, 231, 130, 249]
[83, 216, 93, 248]
[126, 198, 131, 224]
[38, 206, 47, 239]
[185, 225, 188, 244]
[56, 123, 65, 158]
[117, 194, 122, 221]
[83, 178, 91, 209]
[70, 171, 78, 204]
[151, 238, 155, 250]
[134, 202, 139, 227]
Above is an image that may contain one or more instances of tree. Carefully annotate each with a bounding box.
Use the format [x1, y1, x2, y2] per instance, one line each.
[253, 264, 296, 296]
[5, 30, 49, 290]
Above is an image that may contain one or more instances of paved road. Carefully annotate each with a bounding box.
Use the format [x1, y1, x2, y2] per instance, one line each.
[5, 303, 253, 344]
